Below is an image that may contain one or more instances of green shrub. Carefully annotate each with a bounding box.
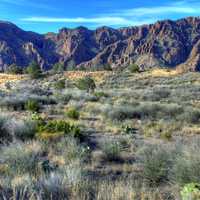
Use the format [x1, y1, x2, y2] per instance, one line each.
[76, 76, 96, 93]
[172, 147, 200, 185]
[53, 62, 65, 73]
[122, 125, 137, 135]
[66, 107, 80, 120]
[129, 64, 140, 73]
[139, 145, 172, 185]
[26, 61, 42, 79]
[37, 120, 83, 140]
[14, 120, 37, 141]
[94, 91, 108, 99]
[1, 142, 42, 176]
[25, 99, 40, 112]
[54, 137, 90, 163]
[179, 108, 200, 124]
[102, 141, 121, 161]
[54, 79, 66, 90]
[181, 183, 200, 200]
[0, 115, 11, 143]
[106, 103, 183, 121]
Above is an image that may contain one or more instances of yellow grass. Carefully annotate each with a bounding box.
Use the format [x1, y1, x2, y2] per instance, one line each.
[64, 71, 112, 82]
[0, 73, 26, 85]
[149, 68, 180, 77]
[182, 126, 200, 135]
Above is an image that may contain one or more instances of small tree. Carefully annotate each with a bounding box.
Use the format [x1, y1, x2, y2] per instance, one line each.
[76, 76, 96, 93]
[53, 62, 65, 73]
[26, 61, 42, 79]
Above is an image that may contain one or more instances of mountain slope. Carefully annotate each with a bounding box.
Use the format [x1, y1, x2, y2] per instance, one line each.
[0, 17, 200, 71]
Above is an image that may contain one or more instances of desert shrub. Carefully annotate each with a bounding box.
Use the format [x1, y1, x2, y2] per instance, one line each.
[12, 120, 37, 141]
[129, 64, 140, 73]
[144, 87, 171, 101]
[153, 87, 170, 99]
[139, 145, 172, 185]
[1, 142, 42, 176]
[0, 115, 11, 143]
[37, 161, 83, 199]
[25, 99, 40, 112]
[54, 79, 66, 90]
[6, 64, 23, 74]
[106, 105, 138, 121]
[0, 96, 26, 111]
[37, 120, 83, 140]
[179, 107, 200, 123]
[102, 141, 121, 161]
[106, 103, 183, 121]
[26, 61, 42, 79]
[37, 172, 69, 199]
[53, 138, 90, 164]
[54, 93, 72, 104]
[171, 143, 200, 186]
[66, 107, 80, 120]
[76, 76, 96, 93]
[94, 91, 109, 99]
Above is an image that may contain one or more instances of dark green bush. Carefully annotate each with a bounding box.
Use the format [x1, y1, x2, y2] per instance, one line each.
[25, 99, 40, 112]
[129, 64, 140, 73]
[37, 120, 83, 140]
[102, 141, 121, 161]
[54, 79, 66, 90]
[94, 91, 108, 99]
[76, 76, 96, 93]
[66, 107, 80, 120]
[26, 61, 42, 79]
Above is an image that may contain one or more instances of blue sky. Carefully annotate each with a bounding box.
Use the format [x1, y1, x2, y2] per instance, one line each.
[0, 0, 199, 33]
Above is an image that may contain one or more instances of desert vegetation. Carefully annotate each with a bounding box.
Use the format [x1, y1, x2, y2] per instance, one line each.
[0, 66, 200, 199]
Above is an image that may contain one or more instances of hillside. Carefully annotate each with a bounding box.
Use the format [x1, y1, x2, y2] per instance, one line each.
[0, 17, 200, 71]
[1, 69, 200, 199]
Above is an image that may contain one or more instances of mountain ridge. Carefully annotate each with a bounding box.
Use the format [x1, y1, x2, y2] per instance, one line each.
[0, 16, 200, 71]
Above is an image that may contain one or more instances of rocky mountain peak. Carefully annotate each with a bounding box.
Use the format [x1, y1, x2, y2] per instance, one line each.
[0, 17, 200, 71]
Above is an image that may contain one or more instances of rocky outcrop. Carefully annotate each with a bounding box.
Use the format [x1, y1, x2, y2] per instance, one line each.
[0, 17, 200, 71]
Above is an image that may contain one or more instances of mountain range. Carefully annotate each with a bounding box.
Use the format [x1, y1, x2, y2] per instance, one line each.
[0, 16, 200, 71]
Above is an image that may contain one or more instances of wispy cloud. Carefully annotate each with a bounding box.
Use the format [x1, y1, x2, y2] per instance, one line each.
[20, 0, 200, 27]
[108, 0, 199, 19]
[0, 0, 55, 10]
[21, 16, 152, 26]
[119, 6, 197, 17]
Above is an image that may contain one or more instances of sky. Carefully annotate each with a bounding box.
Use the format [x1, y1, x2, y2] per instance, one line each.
[0, 0, 199, 33]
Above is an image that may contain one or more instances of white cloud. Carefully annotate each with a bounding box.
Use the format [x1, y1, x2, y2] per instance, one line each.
[119, 6, 197, 17]
[19, 0, 200, 27]
[21, 16, 152, 26]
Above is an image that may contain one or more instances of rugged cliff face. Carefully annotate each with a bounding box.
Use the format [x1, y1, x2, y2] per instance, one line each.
[0, 17, 200, 71]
